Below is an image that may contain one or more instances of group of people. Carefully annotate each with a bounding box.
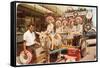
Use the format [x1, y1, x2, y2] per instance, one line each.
[22, 13, 84, 52]
[46, 15, 83, 35]
[46, 14, 84, 46]
[55, 16, 83, 35]
[21, 13, 84, 64]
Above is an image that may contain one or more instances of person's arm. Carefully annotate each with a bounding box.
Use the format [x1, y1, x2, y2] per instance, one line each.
[22, 40, 28, 57]
[46, 25, 51, 33]
[78, 25, 83, 35]
[34, 32, 40, 45]
[23, 40, 27, 51]
[34, 41, 40, 45]
[23, 33, 27, 51]
[46, 24, 54, 34]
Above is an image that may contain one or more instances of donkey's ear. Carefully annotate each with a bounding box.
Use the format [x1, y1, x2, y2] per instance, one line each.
[36, 32, 40, 35]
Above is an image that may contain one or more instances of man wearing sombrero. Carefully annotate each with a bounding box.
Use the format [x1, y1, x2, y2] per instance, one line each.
[72, 16, 83, 46]
[75, 16, 83, 35]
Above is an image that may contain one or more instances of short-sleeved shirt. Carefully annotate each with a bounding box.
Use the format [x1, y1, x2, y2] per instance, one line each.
[56, 26, 63, 33]
[23, 30, 36, 46]
[74, 24, 83, 35]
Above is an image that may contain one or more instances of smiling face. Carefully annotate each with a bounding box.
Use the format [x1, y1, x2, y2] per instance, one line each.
[75, 17, 83, 24]
[29, 25, 34, 32]
[56, 20, 62, 27]
[28, 24, 35, 33]
[62, 20, 68, 26]
[68, 18, 75, 27]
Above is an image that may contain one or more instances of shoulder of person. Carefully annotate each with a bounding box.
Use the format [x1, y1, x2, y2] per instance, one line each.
[32, 31, 35, 33]
[23, 30, 28, 35]
[51, 23, 54, 26]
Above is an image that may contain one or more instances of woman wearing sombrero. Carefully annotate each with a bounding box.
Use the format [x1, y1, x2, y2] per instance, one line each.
[45, 14, 55, 34]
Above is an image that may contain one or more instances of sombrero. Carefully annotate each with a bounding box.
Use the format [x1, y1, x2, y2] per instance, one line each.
[45, 14, 55, 23]
[69, 18, 75, 24]
[62, 19, 68, 25]
[19, 50, 32, 64]
[57, 16, 63, 21]
[75, 16, 83, 24]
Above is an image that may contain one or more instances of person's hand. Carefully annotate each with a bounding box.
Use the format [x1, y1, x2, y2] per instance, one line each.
[35, 41, 40, 45]
[23, 40, 27, 54]
[24, 49, 27, 56]
[23, 49, 28, 59]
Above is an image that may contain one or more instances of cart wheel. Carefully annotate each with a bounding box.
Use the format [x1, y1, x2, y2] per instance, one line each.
[83, 23, 92, 32]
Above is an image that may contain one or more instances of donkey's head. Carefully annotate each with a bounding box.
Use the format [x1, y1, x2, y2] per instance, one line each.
[36, 32, 51, 47]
